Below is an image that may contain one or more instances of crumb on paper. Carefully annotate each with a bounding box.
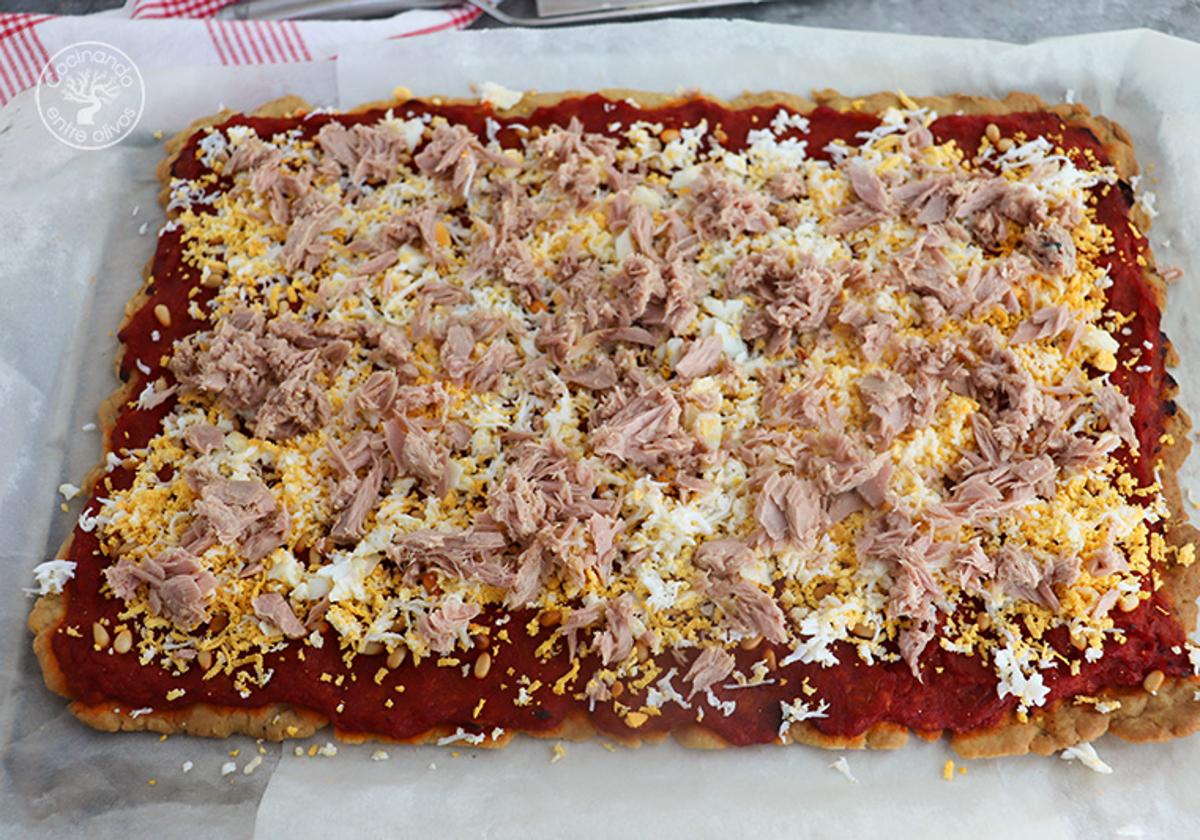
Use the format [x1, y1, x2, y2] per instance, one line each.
[242, 755, 263, 775]
[478, 81, 523, 111]
[58, 483, 80, 500]
[181, 761, 193, 773]
[317, 742, 338, 758]
[942, 759, 955, 781]
[829, 756, 858, 784]
[551, 742, 566, 764]
[1060, 742, 1113, 774]
[371, 750, 390, 762]
[220, 761, 237, 777]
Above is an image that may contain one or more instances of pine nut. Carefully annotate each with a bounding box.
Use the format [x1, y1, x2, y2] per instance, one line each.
[1119, 594, 1141, 612]
[997, 137, 1015, 153]
[387, 647, 407, 669]
[361, 641, 383, 656]
[539, 609, 562, 628]
[763, 648, 778, 671]
[1143, 670, 1165, 694]
[197, 650, 213, 671]
[113, 629, 133, 654]
[473, 652, 492, 679]
[660, 128, 681, 143]
[153, 304, 171, 327]
[850, 622, 874, 639]
[92, 621, 110, 648]
[421, 571, 440, 594]
[739, 635, 762, 651]
[610, 680, 624, 698]
[985, 123, 1001, 143]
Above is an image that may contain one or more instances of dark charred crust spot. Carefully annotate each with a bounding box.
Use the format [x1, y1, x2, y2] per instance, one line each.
[1117, 179, 1136, 206]
[1165, 401, 1178, 417]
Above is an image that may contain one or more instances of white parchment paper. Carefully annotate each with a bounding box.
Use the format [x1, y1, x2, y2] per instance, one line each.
[2, 20, 1199, 839]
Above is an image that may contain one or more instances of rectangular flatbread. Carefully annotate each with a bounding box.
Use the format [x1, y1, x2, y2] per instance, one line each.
[29, 88, 1200, 759]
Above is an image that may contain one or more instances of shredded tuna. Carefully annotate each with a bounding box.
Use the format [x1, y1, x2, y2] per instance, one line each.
[893, 175, 956, 225]
[595, 593, 637, 665]
[591, 386, 693, 469]
[440, 324, 476, 382]
[730, 249, 845, 354]
[192, 476, 290, 561]
[693, 539, 753, 576]
[467, 340, 518, 392]
[857, 370, 914, 443]
[562, 358, 618, 390]
[316, 121, 408, 184]
[225, 136, 281, 175]
[1023, 222, 1077, 277]
[170, 310, 344, 441]
[711, 578, 788, 644]
[414, 122, 515, 200]
[352, 371, 399, 418]
[995, 546, 1080, 611]
[1094, 384, 1139, 453]
[183, 423, 223, 454]
[252, 592, 308, 639]
[846, 159, 892, 213]
[103, 548, 217, 631]
[282, 204, 340, 273]
[675, 334, 724, 380]
[417, 597, 483, 654]
[754, 474, 824, 548]
[689, 166, 776, 240]
[384, 416, 449, 496]
[1012, 305, 1075, 344]
[684, 647, 737, 698]
[330, 464, 383, 543]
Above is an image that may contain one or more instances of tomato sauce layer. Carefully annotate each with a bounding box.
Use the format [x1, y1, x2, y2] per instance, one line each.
[51, 96, 1190, 744]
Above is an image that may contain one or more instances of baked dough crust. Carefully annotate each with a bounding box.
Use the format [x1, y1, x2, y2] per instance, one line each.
[29, 88, 1200, 759]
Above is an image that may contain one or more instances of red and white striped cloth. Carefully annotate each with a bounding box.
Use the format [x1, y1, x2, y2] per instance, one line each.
[0, 2, 481, 106]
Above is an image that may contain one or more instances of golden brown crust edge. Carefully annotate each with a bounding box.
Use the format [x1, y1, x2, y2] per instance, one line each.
[30, 88, 1199, 758]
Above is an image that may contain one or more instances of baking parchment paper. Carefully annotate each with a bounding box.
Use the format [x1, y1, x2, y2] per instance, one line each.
[2, 20, 1199, 840]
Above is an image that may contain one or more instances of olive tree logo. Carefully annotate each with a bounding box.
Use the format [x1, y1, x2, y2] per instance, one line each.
[36, 41, 145, 151]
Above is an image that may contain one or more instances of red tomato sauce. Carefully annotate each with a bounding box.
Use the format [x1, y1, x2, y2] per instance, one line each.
[50, 96, 1191, 745]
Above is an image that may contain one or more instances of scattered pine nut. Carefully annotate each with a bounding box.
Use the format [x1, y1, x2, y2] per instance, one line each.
[473, 652, 492, 679]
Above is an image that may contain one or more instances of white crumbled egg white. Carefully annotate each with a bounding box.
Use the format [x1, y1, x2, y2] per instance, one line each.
[478, 81, 523, 111]
[27, 560, 76, 595]
[1061, 742, 1113, 774]
[829, 756, 859, 784]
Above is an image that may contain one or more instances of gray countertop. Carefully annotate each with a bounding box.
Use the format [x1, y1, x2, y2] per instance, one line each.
[1, 0, 1198, 45]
